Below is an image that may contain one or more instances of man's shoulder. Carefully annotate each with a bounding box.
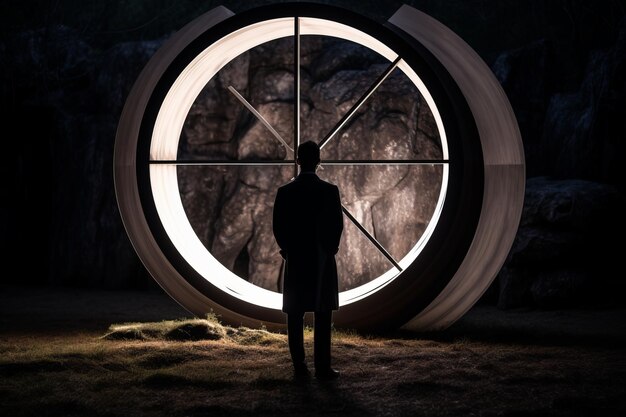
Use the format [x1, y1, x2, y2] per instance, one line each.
[277, 179, 296, 192]
[279, 175, 338, 192]
[317, 177, 339, 191]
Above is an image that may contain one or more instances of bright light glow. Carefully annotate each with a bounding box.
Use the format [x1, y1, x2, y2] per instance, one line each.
[151, 18, 293, 161]
[339, 165, 448, 305]
[150, 17, 450, 310]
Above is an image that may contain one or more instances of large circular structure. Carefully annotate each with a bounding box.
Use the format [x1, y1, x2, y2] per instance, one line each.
[114, 3, 524, 332]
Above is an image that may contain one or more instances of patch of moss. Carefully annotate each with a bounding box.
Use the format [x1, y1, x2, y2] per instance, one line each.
[101, 316, 286, 346]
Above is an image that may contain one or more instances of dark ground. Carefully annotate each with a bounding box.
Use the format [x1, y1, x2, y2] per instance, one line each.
[1, 285, 626, 416]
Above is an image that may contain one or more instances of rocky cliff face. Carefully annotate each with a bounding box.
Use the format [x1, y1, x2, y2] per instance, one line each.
[495, 177, 625, 309]
[489, 19, 626, 308]
[177, 36, 442, 292]
[492, 21, 626, 186]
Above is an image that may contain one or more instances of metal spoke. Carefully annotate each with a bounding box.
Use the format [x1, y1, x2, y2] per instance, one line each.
[319, 56, 402, 150]
[149, 160, 294, 166]
[341, 205, 403, 272]
[320, 159, 448, 165]
[293, 16, 301, 177]
[165, 47, 433, 277]
[149, 159, 448, 166]
[228, 86, 293, 154]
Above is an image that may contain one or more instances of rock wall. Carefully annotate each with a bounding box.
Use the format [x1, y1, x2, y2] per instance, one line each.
[489, 18, 626, 308]
[495, 177, 625, 309]
[177, 37, 442, 292]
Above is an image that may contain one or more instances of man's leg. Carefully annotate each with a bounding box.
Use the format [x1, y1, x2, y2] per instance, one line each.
[287, 313, 306, 373]
[313, 311, 332, 372]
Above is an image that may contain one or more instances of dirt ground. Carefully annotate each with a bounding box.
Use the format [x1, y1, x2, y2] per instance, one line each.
[1, 285, 625, 417]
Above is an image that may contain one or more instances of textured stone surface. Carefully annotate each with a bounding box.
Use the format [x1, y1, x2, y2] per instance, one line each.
[530, 269, 589, 309]
[493, 19, 626, 188]
[178, 38, 443, 292]
[496, 177, 626, 309]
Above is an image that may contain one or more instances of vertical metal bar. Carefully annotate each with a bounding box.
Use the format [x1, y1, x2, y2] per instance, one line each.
[293, 16, 301, 178]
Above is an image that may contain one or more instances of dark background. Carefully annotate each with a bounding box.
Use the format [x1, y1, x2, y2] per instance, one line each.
[1, 0, 625, 311]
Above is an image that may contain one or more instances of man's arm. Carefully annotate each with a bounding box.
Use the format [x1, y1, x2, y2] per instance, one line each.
[329, 185, 343, 255]
[272, 188, 288, 259]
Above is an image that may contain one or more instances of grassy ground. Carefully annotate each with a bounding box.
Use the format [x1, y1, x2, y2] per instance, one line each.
[1, 285, 626, 416]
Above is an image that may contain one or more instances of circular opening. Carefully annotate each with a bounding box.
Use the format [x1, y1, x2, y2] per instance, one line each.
[148, 17, 449, 310]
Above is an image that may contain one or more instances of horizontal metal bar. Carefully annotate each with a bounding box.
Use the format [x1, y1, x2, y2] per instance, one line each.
[149, 159, 448, 166]
[149, 160, 295, 166]
[321, 159, 448, 165]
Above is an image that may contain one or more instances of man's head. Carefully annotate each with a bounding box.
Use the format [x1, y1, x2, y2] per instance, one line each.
[297, 140, 321, 171]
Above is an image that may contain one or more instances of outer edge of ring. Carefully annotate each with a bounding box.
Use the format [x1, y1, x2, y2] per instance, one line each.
[390, 6, 526, 331]
[113, 6, 279, 329]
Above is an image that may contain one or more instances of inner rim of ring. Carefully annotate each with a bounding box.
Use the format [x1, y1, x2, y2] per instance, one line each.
[148, 17, 450, 310]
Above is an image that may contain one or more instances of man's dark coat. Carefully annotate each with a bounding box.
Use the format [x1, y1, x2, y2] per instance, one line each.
[272, 172, 343, 313]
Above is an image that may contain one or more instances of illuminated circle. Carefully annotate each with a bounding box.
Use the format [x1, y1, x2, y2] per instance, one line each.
[114, 3, 524, 332]
[152, 18, 448, 308]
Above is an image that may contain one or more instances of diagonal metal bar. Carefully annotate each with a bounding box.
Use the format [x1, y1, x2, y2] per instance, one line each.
[319, 56, 402, 150]
[341, 205, 403, 272]
[228, 86, 294, 154]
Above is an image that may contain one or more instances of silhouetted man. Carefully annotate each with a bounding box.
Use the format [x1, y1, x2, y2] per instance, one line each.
[272, 140, 343, 380]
